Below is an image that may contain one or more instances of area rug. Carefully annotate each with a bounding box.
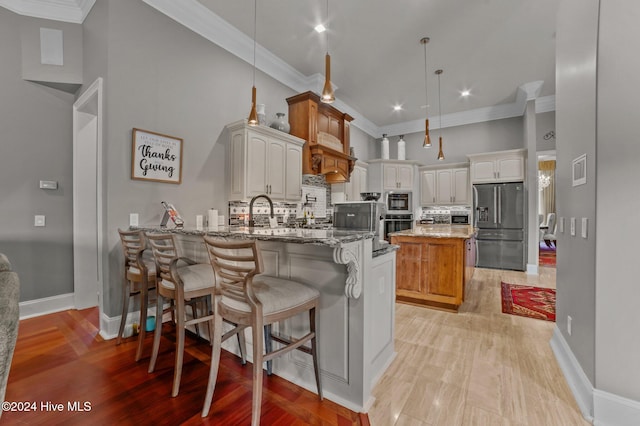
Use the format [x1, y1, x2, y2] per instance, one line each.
[539, 242, 556, 267]
[501, 282, 556, 321]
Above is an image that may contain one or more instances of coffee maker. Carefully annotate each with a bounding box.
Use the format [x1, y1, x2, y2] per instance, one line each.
[333, 201, 388, 251]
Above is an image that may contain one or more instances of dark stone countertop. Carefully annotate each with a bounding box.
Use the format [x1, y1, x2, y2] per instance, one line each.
[134, 225, 375, 248]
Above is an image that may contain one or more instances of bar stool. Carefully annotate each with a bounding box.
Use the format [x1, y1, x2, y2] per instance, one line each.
[146, 233, 246, 397]
[117, 229, 157, 362]
[201, 237, 322, 425]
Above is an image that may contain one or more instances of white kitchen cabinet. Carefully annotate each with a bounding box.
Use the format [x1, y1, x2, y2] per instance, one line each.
[227, 120, 304, 201]
[419, 165, 469, 206]
[468, 149, 526, 183]
[436, 168, 469, 204]
[332, 162, 368, 202]
[383, 163, 414, 190]
[367, 159, 420, 197]
[420, 170, 436, 205]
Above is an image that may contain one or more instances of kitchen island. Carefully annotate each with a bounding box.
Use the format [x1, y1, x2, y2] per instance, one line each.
[135, 225, 397, 412]
[390, 225, 475, 312]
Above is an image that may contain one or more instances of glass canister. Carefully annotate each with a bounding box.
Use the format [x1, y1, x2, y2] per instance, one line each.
[270, 112, 290, 133]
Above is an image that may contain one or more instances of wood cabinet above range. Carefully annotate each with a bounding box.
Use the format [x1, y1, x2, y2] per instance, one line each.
[287, 91, 356, 184]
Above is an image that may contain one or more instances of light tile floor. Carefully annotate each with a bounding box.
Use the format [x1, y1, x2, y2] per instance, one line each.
[368, 265, 590, 425]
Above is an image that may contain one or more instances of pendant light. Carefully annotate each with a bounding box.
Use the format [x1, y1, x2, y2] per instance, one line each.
[247, 0, 259, 125]
[436, 69, 445, 160]
[321, 0, 335, 103]
[420, 37, 431, 148]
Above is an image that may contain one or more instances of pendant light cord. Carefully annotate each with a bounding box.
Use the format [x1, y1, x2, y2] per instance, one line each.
[423, 41, 428, 112]
[438, 71, 442, 137]
[252, 0, 257, 86]
[326, 0, 329, 54]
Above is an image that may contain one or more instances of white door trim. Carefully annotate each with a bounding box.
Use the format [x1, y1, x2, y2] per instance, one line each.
[72, 77, 104, 320]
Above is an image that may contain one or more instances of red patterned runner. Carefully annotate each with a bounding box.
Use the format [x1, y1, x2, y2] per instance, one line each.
[501, 282, 556, 321]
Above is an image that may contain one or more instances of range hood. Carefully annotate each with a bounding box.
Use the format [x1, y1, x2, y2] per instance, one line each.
[287, 91, 356, 184]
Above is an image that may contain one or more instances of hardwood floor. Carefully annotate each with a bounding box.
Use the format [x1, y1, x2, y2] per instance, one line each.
[5, 265, 585, 425]
[368, 266, 590, 426]
[4, 309, 367, 425]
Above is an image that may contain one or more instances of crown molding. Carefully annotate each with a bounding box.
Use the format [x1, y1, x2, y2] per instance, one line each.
[0, 0, 95, 23]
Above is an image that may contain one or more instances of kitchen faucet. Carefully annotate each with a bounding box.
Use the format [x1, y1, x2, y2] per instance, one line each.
[248, 194, 274, 228]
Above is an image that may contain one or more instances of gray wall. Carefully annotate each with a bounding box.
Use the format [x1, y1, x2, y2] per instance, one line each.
[595, 0, 640, 401]
[0, 8, 76, 302]
[380, 116, 525, 166]
[555, 0, 599, 384]
[536, 111, 556, 152]
[81, 0, 326, 316]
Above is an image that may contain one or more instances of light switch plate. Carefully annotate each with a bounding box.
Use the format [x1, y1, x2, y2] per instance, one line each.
[34, 215, 45, 227]
[39, 180, 58, 190]
[129, 213, 139, 227]
[559, 217, 564, 233]
[570, 217, 576, 236]
[581, 218, 588, 238]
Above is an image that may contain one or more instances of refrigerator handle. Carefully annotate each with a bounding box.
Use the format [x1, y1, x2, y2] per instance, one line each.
[493, 187, 497, 224]
[472, 185, 479, 227]
[498, 186, 502, 224]
[475, 238, 479, 266]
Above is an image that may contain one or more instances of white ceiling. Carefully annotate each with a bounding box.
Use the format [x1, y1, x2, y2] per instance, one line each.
[3, 0, 559, 137]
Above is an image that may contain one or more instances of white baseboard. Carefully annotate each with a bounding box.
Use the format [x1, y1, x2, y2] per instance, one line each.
[594, 389, 640, 426]
[550, 326, 594, 422]
[19, 293, 75, 320]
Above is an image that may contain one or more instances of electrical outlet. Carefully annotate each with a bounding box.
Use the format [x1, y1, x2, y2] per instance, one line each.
[570, 217, 576, 236]
[567, 315, 572, 336]
[129, 213, 139, 226]
[581, 218, 588, 238]
[34, 215, 45, 227]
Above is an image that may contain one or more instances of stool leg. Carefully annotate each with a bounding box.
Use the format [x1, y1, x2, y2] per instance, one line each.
[135, 279, 149, 362]
[201, 301, 223, 417]
[237, 327, 247, 365]
[264, 324, 272, 375]
[310, 306, 322, 400]
[117, 280, 130, 345]
[251, 318, 265, 426]
[148, 294, 164, 373]
[172, 297, 186, 397]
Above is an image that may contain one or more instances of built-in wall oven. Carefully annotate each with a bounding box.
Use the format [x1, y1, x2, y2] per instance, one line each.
[385, 191, 412, 214]
[384, 213, 414, 240]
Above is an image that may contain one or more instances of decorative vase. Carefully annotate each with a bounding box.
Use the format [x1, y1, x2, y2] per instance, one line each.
[381, 133, 389, 160]
[257, 104, 266, 126]
[270, 112, 290, 133]
[397, 135, 406, 160]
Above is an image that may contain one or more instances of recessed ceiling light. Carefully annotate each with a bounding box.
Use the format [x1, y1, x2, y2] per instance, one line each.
[393, 105, 402, 111]
[314, 24, 326, 33]
[461, 90, 470, 97]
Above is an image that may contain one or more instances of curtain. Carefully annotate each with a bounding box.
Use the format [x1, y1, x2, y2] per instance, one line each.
[538, 160, 556, 222]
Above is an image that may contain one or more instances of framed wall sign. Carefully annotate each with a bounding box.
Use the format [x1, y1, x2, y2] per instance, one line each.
[572, 153, 587, 187]
[131, 128, 183, 184]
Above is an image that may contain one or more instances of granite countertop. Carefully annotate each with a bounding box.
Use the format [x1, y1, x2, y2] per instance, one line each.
[134, 225, 375, 247]
[389, 224, 476, 239]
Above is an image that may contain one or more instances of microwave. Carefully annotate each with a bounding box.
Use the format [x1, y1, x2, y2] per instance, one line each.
[385, 191, 412, 214]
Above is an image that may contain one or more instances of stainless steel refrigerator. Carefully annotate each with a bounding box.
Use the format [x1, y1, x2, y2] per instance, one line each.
[473, 182, 526, 271]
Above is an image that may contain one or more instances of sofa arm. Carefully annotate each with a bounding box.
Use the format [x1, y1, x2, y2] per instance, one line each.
[0, 263, 20, 417]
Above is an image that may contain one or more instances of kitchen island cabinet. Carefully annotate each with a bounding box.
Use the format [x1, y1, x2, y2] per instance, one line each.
[134, 225, 397, 412]
[390, 225, 475, 312]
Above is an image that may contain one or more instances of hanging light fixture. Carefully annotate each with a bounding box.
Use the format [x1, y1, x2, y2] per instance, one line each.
[436, 69, 445, 160]
[420, 37, 431, 148]
[321, 0, 335, 103]
[247, 0, 259, 125]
